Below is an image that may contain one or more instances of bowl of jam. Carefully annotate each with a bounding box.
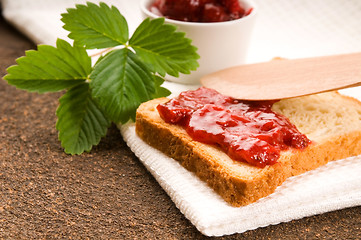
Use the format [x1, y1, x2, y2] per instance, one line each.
[140, 0, 257, 84]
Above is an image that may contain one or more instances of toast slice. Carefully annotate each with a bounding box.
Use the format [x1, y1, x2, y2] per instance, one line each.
[135, 91, 361, 207]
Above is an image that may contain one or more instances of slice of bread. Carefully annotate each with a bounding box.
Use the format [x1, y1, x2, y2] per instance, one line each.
[135, 91, 361, 207]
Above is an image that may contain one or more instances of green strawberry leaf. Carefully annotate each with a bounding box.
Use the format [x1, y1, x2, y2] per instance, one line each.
[61, 2, 129, 49]
[4, 2, 200, 155]
[4, 39, 91, 93]
[90, 48, 155, 123]
[56, 82, 110, 155]
[129, 18, 200, 77]
[152, 75, 171, 98]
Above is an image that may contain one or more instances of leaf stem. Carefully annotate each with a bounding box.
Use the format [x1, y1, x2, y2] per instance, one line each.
[90, 47, 115, 57]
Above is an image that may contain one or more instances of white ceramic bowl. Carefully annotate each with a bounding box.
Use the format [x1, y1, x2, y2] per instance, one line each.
[140, 0, 257, 85]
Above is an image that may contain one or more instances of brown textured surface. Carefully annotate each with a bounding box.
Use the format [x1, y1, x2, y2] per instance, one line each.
[0, 12, 361, 239]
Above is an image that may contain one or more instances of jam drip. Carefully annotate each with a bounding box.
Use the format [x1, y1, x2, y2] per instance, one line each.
[157, 87, 310, 168]
[150, 0, 252, 23]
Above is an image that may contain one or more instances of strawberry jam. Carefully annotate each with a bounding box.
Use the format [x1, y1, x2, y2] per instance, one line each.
[157, 87, 310, 168]
[150, 0, 252, 23]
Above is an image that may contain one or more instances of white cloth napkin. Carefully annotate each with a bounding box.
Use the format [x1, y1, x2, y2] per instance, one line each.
[2, 0, 361, 236]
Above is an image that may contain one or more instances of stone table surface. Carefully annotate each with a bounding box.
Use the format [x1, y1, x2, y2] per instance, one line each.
[0, 11, 360, 240]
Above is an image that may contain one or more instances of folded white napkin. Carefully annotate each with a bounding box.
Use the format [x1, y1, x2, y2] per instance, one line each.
[120, 123, 361, 236]
[2, 0, 361, 236]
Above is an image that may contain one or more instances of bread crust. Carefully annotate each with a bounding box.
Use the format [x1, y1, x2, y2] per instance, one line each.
[135, 96, 361, 207]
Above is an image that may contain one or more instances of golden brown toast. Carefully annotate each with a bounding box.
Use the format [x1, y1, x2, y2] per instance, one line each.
[135, 91, 361, 206]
